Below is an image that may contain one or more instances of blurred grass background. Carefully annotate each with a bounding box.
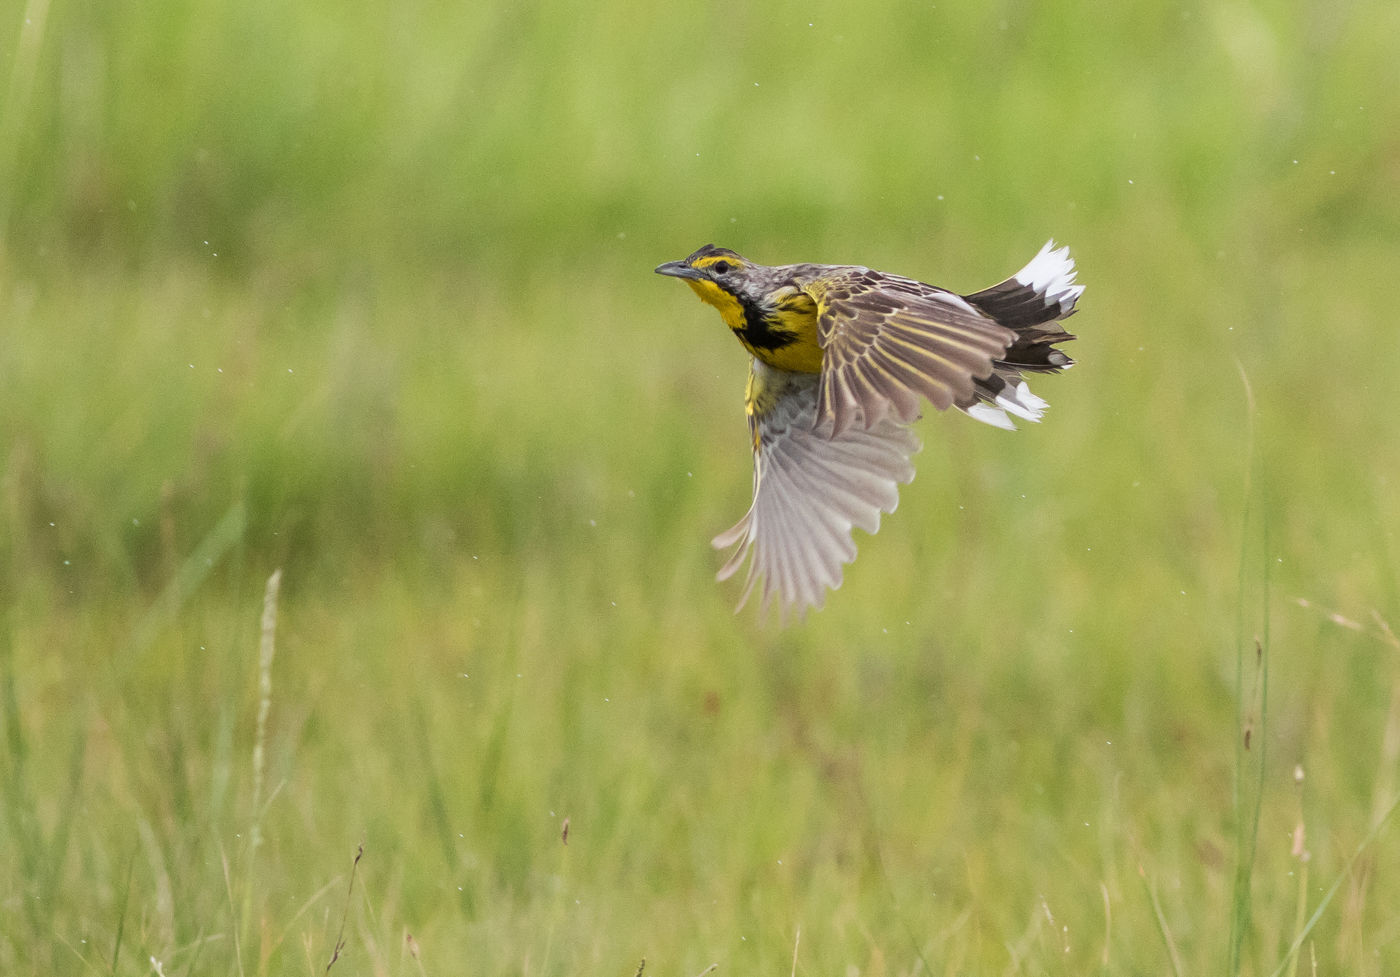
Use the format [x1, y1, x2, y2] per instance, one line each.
[4, 0, 1400, 973]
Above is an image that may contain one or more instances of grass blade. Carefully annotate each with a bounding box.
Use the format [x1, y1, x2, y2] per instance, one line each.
[1139, 865, 1184, 977]
[1268, 791, 1400, 977]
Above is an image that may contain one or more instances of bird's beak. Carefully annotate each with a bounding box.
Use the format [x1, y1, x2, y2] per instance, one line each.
[654, 260, 704, 281]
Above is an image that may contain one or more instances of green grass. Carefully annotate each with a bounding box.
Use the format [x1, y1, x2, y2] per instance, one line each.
[4, 0, 1400, 973]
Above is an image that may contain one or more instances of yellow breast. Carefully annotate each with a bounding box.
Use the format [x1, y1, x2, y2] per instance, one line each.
[687, 280, 823, 374]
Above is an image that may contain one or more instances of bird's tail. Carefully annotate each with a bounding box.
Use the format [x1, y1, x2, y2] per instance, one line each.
[958, 240, 1082, 430]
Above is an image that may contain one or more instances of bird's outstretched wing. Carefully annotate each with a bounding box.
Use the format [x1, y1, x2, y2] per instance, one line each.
[808, 270, 1015, 437]
[713, 363, 919, 619]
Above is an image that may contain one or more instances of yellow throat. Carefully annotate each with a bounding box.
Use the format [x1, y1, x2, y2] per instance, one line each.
[686, 279, 823, 374]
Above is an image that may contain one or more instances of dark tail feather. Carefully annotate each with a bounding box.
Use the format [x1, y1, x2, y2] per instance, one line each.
[967, 238, 1080, 369]
[1000, 326, 1076, 373]
[965, 239, 1084, 327]
[957, 241, 1083, 429]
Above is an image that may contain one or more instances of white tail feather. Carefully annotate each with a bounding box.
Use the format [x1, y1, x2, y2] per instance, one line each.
[1013, 240, 1084, 315]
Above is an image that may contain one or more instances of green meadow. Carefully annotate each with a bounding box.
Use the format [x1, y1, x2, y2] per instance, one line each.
[4, 0, 1400, 973]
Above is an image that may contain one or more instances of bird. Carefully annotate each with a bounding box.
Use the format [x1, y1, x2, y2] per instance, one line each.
[655, 240, 1083, 619]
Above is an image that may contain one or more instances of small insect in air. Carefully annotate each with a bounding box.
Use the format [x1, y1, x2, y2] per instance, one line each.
[656, 240, 1083, 619]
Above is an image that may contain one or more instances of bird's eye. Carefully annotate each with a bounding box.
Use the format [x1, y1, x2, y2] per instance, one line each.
[712, 260, 731, 275]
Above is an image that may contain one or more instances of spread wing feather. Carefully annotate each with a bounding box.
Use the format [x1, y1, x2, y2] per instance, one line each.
[713, 365, 919, 619]
[810, 271, 1015, 436]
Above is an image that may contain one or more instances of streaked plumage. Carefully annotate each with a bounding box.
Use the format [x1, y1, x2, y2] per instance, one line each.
[656, 240, 1083, 619]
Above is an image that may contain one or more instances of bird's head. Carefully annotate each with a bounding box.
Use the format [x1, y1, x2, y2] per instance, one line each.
[655, 245, 765, 327]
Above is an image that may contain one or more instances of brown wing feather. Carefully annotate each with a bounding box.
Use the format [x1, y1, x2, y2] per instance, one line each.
[811, 271, 1014, 436]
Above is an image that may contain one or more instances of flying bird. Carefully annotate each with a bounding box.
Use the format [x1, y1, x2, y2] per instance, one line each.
[656, 240, 1083, 618]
